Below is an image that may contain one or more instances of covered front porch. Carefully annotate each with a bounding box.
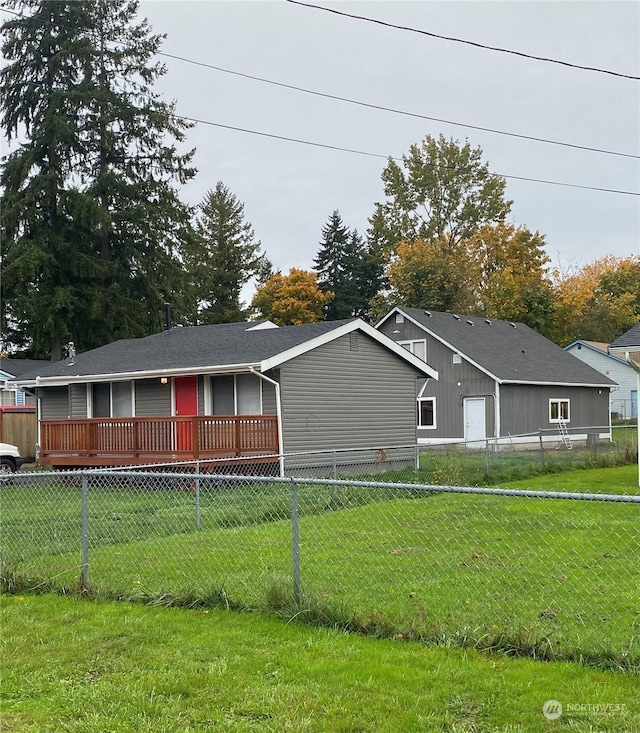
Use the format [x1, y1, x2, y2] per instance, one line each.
[39, 415, 279, 469]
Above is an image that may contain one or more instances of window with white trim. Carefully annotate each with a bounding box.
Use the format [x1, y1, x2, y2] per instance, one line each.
[90, 381, 133, 417]
[0, 388, 17, 406]
[211, 374, 262, 415]
[549, 399, 570, 423]
[417, 397, 436, 428]
[399, 339, 426, 362]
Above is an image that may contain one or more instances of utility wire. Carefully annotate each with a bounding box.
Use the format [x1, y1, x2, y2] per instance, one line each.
[2, 6, 638, 159]
[285, 0, 640, 81]
[174, 114, 640, 196]
[2, 6, 638, 195]
[159, 51, 639, 160]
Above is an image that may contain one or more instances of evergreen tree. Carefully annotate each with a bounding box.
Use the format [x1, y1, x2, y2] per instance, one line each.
[1, 0, 195, 359]
[186, 183, 263, 324]
[313, 211, 383, 321]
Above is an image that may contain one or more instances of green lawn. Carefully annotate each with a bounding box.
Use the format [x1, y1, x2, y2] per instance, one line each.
[2, 593, 639, 733]
[2, 468, 639, 668]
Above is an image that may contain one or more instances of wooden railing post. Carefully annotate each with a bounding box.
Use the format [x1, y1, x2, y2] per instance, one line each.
[192, 417, 200, 459]
[235, 417, 241, 457]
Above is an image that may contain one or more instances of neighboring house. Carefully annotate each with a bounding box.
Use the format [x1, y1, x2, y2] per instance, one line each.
[13, 319, 437, 471]
[376, 307, 615, 447]
[0, 358, 49, 406]
[609, 323, 640, 486]
[565, 340, 638, 419]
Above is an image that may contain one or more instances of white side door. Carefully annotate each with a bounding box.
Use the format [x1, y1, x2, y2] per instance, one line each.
[464, 397, 486, 448]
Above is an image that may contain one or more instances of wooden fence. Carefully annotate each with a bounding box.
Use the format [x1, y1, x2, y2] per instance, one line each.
[0, 407, 37, 461]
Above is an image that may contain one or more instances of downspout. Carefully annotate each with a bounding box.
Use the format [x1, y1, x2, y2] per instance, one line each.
[494, 382, 500, 448]
[35, 376, 42, 464]
[249, 368, 284, 478]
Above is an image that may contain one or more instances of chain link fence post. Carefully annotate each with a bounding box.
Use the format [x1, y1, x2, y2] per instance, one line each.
[81, 475, 89, 592]
[291, 479, 301, 605]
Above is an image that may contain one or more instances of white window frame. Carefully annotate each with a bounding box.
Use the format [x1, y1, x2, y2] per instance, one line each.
[208, 374, 263, 416]
[417, 396, 436, 429]
[399, 339, 427, 362]
[88, 381, 135, 418]
[0, 387, 18, 406]
[549, 398, 570, 423]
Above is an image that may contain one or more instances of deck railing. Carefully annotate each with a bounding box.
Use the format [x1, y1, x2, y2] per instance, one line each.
[39, 415, 279, 467]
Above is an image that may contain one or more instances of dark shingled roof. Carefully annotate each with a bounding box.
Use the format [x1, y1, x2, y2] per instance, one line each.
[16, 320, 358, 380]
[610, 323, 640, 351]
[1, 358, 52, 378]
[394, 308, 615, 386]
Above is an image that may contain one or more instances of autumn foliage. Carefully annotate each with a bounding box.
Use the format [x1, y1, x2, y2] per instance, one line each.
[251, 269, 333, 326]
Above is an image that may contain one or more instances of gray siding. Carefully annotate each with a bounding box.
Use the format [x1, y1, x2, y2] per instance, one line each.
[261, 372, 278, 415]
[279, 332, 421, 453]
[39, 386, 69, 419]
[500, 384, 611, 436]
[70, 384, 88, 418]
[198, 376, 205, 415]
[135, 378, 171, 416]
[378, 315, 495, 440]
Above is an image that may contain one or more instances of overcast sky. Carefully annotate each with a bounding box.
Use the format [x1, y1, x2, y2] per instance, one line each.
[136, 0, 639, 286]
[10, 1, 638, 289]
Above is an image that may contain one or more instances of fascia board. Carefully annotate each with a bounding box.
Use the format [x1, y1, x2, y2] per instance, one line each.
[261, 318, 439, 379]
[566, 341, 630, 366]
[610, 345, 640, 355]
[393, 308, 497, 381]
[26, 362, 261, 388]
[375, 307, 400, 329]
[502, 379, 615, 388]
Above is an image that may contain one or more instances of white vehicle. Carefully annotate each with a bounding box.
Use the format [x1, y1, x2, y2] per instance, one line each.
[0, 442, 25, 474]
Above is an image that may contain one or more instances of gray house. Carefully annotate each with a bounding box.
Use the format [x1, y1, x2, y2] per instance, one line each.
[565, 340, 638, 420]
[14, 318, 437, 471]
[376, 307, 615, 447]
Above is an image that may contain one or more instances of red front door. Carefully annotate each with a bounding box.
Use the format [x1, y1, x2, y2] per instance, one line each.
[174, 376, 198, 450]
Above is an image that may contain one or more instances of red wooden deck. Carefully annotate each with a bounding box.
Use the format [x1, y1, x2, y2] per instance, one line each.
[39, 415, 279, 468]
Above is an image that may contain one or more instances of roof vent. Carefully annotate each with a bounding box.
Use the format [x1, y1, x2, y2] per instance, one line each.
[484, 319, 492, 325]
[453, 315, 460, 321]
[424, 310, 432, 317]
[521, 349, 527, 354]
[510, 322, 517, 328]
[466, 320, 474, 326]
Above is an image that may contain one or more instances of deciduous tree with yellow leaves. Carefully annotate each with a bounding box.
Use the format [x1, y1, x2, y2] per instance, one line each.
[550, 255, 640, 345]
[250, 268, 333, 326]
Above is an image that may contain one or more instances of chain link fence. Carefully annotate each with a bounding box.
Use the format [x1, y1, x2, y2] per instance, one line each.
[2, 464, 638, 668]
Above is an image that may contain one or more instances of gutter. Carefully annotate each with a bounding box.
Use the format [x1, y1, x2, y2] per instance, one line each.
[249, 368, 285, 478]
[28, 362, 262, 389]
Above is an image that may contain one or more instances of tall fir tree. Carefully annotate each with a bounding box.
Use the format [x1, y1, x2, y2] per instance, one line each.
[1, 0, 195, 359]
[186, 182, 263, 324]
[313, 210, 384, 321]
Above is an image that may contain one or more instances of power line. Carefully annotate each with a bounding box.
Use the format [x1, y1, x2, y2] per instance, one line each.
[159, 51, 639, 160]
[285, 0, 640, 81]
[174, 114, 640, 196]
[3, 6, 637, 159]
[2, 6, 638, 195]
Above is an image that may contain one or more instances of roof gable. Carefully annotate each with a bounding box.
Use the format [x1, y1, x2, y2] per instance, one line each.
[16, 319, 438, 386]
[564, 340, 632, 368]
[610, 323, 640, 353]
[378, 307, 615, 387]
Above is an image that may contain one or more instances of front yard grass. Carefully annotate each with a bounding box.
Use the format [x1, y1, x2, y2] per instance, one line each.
[1, 593, 638, 732]
[3, 473, 639, 668]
